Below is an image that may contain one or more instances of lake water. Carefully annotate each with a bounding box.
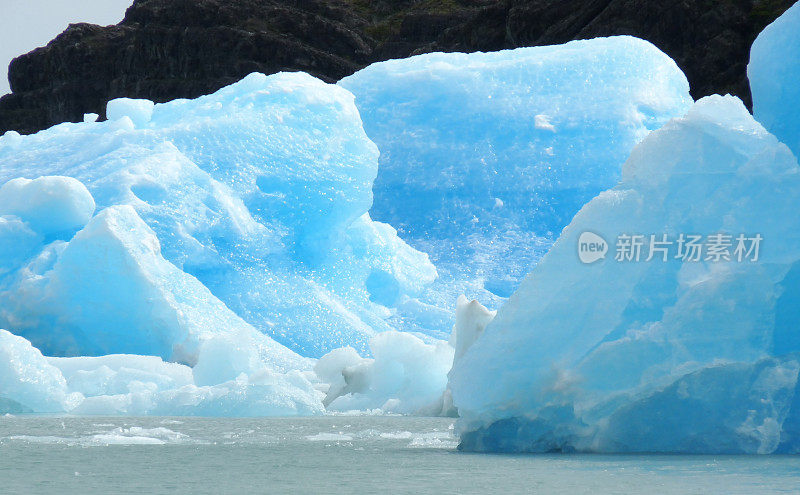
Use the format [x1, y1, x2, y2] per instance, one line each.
[1, 415, 798, 494]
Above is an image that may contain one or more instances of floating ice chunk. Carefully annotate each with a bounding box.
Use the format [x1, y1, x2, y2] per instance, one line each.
[438, 296, 496, 417]
[451, 95, 800, 454]
[106, 98, 155, 127]
[87, 426, 186, 446]
[6, 427, 188, 447]
[748, 2, 800, 158]
[407, 431, 459, 449]
[317, 331, 453, 414]
[341, 36, 692, 333]
[305, 432, 354, 442]
[61, 364, 323, 417]
[0, 330, 81, 413]
[0, 176, 95, 238]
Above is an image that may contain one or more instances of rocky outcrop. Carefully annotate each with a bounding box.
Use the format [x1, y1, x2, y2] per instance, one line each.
[1, 0, 794, 134]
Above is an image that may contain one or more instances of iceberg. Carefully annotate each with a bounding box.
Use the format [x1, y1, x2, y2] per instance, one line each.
[340, 36, 693, 333]
[450, 95, 800, 454]
[748, 1, 800, 159]
[0, 72, 437, 358]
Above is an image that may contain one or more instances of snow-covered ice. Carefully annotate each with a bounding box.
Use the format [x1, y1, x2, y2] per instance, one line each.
[341, 36, 692, 334]
[450, 95, 800, 454]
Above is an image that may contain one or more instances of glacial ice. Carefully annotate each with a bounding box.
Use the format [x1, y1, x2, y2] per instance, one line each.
[316, 331, 454, 415]
[0, 72, 436, 358]
[748, 1, 800, 158]
[340, 36, 693, 332]
[313, 297, 498, 416]
[69, 365, 323, 417]
[0, 330, 324, 416]
[106, 98, 155, 127]
[450, 95, 800, 454]
[3, 29, 791, 427]
[0, 180, 323, 415]
[0, 176, 95, 239]
[0, 71, 445, 415]
[2, 196, 307, 375]
[0, 330, 80, 413]
[449, 296, 496, 364]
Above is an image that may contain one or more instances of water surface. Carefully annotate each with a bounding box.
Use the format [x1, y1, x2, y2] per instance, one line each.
[1, 415, 798, 494]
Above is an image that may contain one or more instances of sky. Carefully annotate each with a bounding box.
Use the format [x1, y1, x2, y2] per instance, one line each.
[0, 0, 133, 95]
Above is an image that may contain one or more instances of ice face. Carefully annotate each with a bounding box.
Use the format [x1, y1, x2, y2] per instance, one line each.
[449, 296, 496, 363]
[450, 95, 800, 454]
[748, 1, 800, 159]
[0, 330, 81, 413]
[0, 72, 436, 358]
[0, 177, 324, 415]
[1, 200, 308, 374]
[340, 36, 692, 334]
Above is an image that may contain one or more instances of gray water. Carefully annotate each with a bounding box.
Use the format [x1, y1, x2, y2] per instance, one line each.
[1, 415, 798, 494]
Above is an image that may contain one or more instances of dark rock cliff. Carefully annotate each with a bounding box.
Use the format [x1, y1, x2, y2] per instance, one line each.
[1, 0, 795, 134]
